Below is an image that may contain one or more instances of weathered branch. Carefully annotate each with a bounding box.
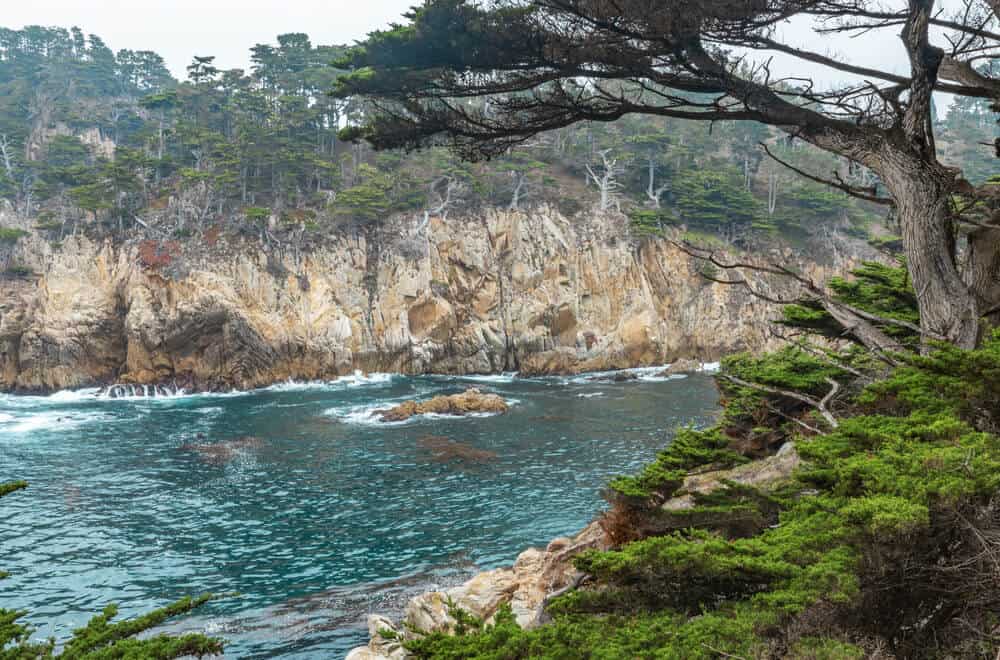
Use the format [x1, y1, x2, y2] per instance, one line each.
[766, 402, 826, 435]
[670, 239, 910, 360]
[721, 374, 840, 428]
[767, 327, 868, 378]
[760, 143, 892, 205]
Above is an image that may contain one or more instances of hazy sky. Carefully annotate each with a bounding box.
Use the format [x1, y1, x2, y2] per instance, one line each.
[4, 1, 415, 77]
[1, 1, 960, 111]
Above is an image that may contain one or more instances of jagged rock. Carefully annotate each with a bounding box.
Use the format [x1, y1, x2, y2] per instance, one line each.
[376, 389, 508, 422]
[346, 447, 803, 659]
[361, 615, 405, 659]
[0, 205, 872, 392]
[658, 358, 703, 376]
[346, 519, 610, 658]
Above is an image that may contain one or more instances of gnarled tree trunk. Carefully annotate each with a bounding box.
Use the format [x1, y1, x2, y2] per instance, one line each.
[880, 157, 980, 349]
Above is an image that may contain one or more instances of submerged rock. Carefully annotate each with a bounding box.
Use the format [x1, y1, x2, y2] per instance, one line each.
[178, 435, 263, 464]
[376, 388, 508, 422]
[418, 435, 498, 463]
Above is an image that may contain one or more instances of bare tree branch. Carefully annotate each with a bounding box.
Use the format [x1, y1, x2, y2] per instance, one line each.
[721, 374, 840, 428]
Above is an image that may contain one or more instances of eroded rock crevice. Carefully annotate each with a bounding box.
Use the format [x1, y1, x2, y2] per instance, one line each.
[0, 206, 866, 392]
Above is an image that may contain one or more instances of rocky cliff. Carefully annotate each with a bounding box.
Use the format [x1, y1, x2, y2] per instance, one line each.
[0, 204, 859, 393]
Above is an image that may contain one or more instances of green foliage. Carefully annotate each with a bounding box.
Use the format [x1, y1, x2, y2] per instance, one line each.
[405, 602, 767, 660]
[940, 87, 1000, 185]
[867, 234, 903, 255]
[1, 481, 223, 657]
[0, 480, 27, 497]
[609, 427, 746, 500]
[715, 347, 848, 444]
[786, 637, 864, 660]
[627, 208, 671, 235]
[2, 264, 33, 277]
[856, 329, 1000, 431]
[673, 167, 762, 240]
[780, 261, 919, 347]
[0, 24, 904, 244]
[407, 282, 1000, 657]
[0, 227, 27, 243]
[723, 347, 846, 396]
[332, 164, 392, 224]
[243, 206, 271, 223]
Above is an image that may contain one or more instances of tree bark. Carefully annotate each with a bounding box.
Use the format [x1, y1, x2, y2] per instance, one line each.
[967, 225, 1000, 329]
[880, 157, 981, 348]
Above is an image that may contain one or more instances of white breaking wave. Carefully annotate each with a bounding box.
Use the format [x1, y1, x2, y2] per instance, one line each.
[327, 395, 517, 427]
[5, 370, 396, 405]
[0, 389, 104, 408]
[577, 392, 605, 398]
[99, 384, 192, 400]
[565, 361, 719, 384]
[262, 371, 395, 393]
[0, 362, 715, 410]
[0, 410, 111, 435]
[449, 372, 519, 384]
[48, 387, 104, 402]
[325, 403, 407, 426]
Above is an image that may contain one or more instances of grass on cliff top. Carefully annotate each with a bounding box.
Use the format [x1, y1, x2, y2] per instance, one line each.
[403, 263, 1000, 659]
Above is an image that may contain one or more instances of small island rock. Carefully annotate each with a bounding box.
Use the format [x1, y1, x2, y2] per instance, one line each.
[376, 388, 509, 422]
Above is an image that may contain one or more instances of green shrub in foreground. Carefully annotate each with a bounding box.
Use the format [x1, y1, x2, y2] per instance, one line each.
[405, 332, 1000, 659]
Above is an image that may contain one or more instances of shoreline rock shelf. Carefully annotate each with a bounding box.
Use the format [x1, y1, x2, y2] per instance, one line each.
[375, 388, 509, 422]
[346, 443, 801, 659]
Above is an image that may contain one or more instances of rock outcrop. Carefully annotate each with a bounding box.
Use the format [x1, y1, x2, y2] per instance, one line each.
[346, 443, 802, 659]
[376, 388, 509, 422]
[658, 357, 703, 376]
[0, 204, 866, 392]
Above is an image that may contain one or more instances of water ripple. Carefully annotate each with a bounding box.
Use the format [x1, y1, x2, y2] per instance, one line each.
[0, 372, 718, 658]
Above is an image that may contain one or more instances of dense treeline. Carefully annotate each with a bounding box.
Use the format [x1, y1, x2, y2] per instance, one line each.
[1, 25, 972, 250]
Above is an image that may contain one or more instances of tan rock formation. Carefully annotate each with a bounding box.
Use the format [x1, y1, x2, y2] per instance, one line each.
[659, 357, 704, 376]
[0, 204, 868, 392]
[376, 388, 509, 422]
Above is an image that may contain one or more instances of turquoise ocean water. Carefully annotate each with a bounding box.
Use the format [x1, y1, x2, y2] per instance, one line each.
[0, 367, 718, 658]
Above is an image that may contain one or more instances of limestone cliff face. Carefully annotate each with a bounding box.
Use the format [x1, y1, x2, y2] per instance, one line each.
[0, 205, 854, 393]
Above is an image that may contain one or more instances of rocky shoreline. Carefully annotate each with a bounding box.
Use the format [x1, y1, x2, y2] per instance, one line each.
[346, 442, 801, 659]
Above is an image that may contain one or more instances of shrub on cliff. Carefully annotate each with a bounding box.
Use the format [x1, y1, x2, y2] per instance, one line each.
[404, 265, 1000, 659]
[0, 481, 223, 658]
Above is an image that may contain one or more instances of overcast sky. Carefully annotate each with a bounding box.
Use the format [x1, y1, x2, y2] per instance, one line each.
[2, 1, 961, 111]
[4, 1, 415, 77]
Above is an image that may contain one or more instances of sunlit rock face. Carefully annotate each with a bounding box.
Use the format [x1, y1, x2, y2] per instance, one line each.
[0, 205, 857, 392]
